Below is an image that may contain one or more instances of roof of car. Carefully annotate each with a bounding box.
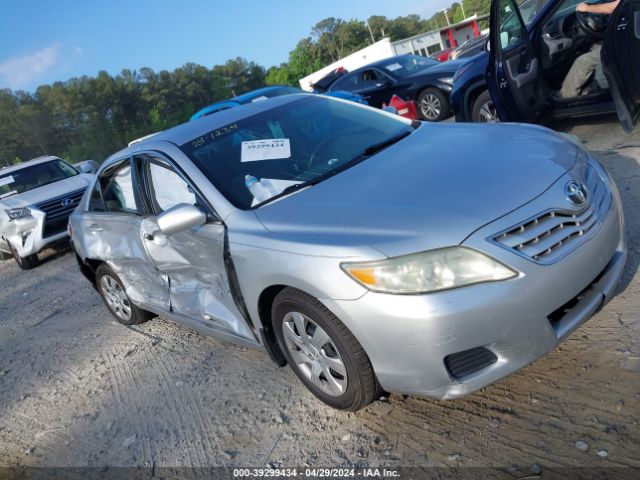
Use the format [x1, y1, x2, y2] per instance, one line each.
[0, 156, 61, 175]
[109, 93, 315, 162]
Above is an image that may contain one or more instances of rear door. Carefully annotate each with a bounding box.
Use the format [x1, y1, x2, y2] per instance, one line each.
[76, 158, 170, 311]
[488, 0, 546, 121]
[602, 0, 640, 132]
[136, 153, 256, 341]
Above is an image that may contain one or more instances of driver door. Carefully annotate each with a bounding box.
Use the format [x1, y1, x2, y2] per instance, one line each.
[136, 153, 256, 342]
[355, 69, 397, 108]
[601, 0, 640, 132]
[488, 0, 546, 121]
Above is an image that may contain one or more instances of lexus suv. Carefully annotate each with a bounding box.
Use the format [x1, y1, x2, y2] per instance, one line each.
[0, 156, 95, 269]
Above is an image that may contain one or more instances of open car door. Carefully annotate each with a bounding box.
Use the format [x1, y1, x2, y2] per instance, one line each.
[488, 0, 546, 122]
[602, 0, 640, 132]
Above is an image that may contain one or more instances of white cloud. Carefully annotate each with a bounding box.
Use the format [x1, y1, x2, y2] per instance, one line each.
[0, 43, 61, 90]
[73, 46, 84, 55]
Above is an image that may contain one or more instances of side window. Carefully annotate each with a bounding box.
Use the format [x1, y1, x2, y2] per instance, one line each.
[361, 70, 383, 89]
[498, 0, 527, 49]
[88, 181, 105, 212]
[100, 162, 140, 214]
[147, 162, 197, 212]
[331, 73, 360, 92]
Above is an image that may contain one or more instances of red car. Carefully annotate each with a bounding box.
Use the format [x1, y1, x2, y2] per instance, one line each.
[429, 47, 454, 62]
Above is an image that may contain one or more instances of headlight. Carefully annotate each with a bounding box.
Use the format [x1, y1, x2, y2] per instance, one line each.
[6, 207, 32, 220]
[341, 247, 517, 294]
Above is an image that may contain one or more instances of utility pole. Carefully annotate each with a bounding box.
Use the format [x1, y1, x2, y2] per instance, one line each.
[442, 9, 450, 25]
[366, 20, 375, 43]
[461, 2, 466, 19]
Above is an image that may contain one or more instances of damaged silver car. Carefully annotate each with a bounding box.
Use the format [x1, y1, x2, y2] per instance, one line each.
[69, 94, 626, 410]
[0, 156, 95, 269]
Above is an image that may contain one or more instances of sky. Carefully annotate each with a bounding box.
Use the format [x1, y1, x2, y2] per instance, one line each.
[0, 0, 452, 92]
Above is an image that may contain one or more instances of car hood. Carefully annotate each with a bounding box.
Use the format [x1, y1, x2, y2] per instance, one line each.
[0, 174, 93, 209]
[255, 123, 578, 258]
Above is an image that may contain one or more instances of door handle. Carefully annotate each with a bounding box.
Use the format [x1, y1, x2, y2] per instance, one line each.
[87, 224, 103, 232]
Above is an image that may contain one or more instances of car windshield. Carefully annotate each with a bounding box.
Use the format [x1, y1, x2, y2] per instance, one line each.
[0, 160, 78, 199]
[180, 96, 414, 209]
[379, 55, 439, 77]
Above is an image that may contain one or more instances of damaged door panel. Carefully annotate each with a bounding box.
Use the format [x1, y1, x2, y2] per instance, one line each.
[137, 155, 256, 341]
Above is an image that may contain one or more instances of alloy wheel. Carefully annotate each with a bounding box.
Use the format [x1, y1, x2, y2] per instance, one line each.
[99, 274, 132, 321]
[282, 311, 348, 397]
[478, 101, 498, 123]
[421, 93, 441, 120]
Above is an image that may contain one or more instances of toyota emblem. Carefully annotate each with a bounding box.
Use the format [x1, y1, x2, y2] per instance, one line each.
[565, 180, 588, 206]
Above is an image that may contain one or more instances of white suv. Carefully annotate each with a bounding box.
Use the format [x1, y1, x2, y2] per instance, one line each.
[0, 156, 95, 269]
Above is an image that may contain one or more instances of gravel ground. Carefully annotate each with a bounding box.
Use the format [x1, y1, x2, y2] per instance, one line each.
[0, 117, 638, 473]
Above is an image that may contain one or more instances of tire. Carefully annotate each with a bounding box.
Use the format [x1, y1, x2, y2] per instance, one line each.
[9, 244, 39, 270]
[471, 90, 499, 123]
[272, 287, 381, 411]
[417, 88, 450, 122]
[95, 264, 149, 325]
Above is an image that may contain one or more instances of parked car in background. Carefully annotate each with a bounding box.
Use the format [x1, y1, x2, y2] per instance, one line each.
[71, 94, 625, 411]
[74, 160, 100, 174]
[191, 86, 301, 120]
[453, 0, 638, 133]
[430, 47, 455, 62]
[449, 34, 488, 60]
[0, 156, 94, 269]
[191, 85, 367, 121]
[324, 54, 468, 121]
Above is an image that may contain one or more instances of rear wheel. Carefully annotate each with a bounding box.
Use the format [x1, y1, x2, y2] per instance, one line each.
[96, 264, 149, 325]
[471, 90, 499, 123]
[9, 244, 39, 270]
[272, 287, 381, 411]
[418, 88, 450, 122]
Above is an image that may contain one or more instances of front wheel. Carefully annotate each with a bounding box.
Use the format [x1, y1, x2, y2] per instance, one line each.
[272, 287, 381, 411]
[471, 90, 499, 123]
[96, 264, 149, 325]
[418, 88, 450, 122]
[9, 244, 39, 270]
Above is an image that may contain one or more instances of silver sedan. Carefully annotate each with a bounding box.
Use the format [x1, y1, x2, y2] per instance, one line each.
[69, 94, 626, 410]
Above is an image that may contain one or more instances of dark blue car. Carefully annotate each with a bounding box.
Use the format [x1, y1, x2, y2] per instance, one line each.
[318, 54, 468, 122]
[191, 86, 367, 120]
[451, 0, 638, 132]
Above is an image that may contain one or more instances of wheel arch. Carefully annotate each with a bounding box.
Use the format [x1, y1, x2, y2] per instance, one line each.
[464, 81, 489, 122]
[257, 284, 289, 366]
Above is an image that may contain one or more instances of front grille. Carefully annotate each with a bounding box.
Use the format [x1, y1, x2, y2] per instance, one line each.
[35, 188, 86, 238]
[444, 347, 498, 380]
[492, 167, 611, 264]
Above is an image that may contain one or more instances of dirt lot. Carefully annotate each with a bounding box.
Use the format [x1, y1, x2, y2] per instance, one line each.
[0, 116, 639, 474]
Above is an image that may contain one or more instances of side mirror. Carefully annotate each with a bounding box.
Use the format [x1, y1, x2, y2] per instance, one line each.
[157, 204, 206, 236]
[376, 80, 391, 88]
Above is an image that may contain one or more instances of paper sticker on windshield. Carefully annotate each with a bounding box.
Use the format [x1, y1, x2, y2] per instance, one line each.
[241, 139, 291, 162]
[385, 63, 402, 71]
[0, 176, 15, 187]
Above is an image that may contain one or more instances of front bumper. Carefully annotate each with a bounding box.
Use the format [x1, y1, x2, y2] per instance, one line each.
[321, 171, 626, 399]
[0, 209, 68, 257]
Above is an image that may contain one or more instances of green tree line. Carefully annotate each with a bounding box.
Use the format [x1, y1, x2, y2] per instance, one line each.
[0, 1, 491, 167]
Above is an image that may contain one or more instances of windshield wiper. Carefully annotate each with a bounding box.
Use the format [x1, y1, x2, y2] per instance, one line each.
[255, 128, 415, 208]
[362, 129, 412, 156]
